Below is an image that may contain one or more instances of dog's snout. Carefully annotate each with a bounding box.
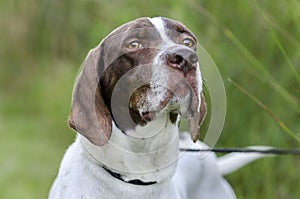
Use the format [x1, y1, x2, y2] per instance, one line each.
[166, 48, 198, 72]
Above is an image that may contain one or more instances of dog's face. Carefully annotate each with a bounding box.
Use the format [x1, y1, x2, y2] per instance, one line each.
[69, 17, 206, 146]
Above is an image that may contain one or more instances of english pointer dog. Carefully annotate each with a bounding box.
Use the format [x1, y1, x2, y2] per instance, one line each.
[49, 17, 266, 199]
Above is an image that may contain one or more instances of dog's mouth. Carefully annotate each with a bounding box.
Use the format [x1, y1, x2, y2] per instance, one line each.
[129, 68, 201, 125]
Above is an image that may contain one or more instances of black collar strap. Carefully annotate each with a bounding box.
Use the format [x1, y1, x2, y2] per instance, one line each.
[102, 167, 157, 186]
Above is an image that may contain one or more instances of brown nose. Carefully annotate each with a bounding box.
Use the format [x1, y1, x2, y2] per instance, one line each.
[166, 48, 198, 72]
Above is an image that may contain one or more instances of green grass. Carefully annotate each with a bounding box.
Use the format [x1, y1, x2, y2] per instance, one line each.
[0, 61, 75, 198]
[1, 0, 299, 198]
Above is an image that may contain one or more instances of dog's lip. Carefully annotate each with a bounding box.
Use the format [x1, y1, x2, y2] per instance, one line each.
[139, 81, 199, 121]
[139, 90, 173, 121]
[140, 111, 158, 121]
[166, 68, 200, 118]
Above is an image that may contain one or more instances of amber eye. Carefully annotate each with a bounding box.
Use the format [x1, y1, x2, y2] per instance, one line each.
[127, 41, 142, 49]
[182, 38, 195, 48]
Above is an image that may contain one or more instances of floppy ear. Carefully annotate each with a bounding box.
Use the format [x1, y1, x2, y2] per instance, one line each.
[69, 44, 112, 146]
[188, 92, 207, 142]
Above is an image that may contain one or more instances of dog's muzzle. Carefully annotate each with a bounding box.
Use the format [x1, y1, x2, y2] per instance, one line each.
[165, 46, 198, 73]
[127, 45, 201, 125]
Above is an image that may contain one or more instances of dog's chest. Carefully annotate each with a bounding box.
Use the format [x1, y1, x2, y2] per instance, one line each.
[79, 113, 180, 183]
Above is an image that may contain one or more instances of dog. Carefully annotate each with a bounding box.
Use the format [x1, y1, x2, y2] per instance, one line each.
[49, 17, 266, 199]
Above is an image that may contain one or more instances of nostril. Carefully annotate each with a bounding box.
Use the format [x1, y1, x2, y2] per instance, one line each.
[166, 48, 198, 72]
[167, 54, 185, 68]
[189, 54, 198, 64]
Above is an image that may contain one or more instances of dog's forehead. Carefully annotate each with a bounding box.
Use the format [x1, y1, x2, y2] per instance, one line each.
[161, 17, 196, 41]
[106, 17, 196, 41]
[106, 17, 154, 38]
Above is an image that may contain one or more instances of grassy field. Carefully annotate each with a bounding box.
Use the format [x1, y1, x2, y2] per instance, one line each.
[1, 0, 299, 198]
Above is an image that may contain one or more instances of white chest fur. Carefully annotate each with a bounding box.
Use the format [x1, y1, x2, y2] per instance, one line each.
[79, 113, 179, 183]
[49, 113, 181, 199]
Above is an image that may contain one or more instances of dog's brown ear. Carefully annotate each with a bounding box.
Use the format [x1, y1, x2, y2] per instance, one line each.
[69, 44, 112, 146]
[188, 92, 207, 142]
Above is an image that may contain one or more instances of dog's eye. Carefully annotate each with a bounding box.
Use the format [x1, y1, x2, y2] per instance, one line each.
[182, 38, 195, 48]
[127, 41, 142, 49]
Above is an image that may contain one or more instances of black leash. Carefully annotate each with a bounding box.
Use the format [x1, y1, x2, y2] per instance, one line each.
[179, 148, 300, 155]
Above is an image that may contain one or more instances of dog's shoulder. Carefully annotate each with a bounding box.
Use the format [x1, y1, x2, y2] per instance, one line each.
[48, 139, 109, 198]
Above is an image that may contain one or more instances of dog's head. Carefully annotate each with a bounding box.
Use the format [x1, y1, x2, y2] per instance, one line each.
[69, 17, 206, 146]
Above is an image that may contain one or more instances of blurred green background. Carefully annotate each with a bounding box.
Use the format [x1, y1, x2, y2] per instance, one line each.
[1, 0, 299, 198]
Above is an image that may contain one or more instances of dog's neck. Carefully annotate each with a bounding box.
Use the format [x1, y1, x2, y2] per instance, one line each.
[79, 113, 179, 183]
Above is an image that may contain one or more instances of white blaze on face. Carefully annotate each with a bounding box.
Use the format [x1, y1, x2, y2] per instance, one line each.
[149, 17, 172, 44]
[144, 17, 202, 117]
[140, 17, 173, 115]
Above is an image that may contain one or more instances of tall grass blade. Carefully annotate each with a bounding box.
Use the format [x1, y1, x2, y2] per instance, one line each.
[253, 0, 300, 84]
[190, 2, 300, 114]
[228, 78, 300, 143]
